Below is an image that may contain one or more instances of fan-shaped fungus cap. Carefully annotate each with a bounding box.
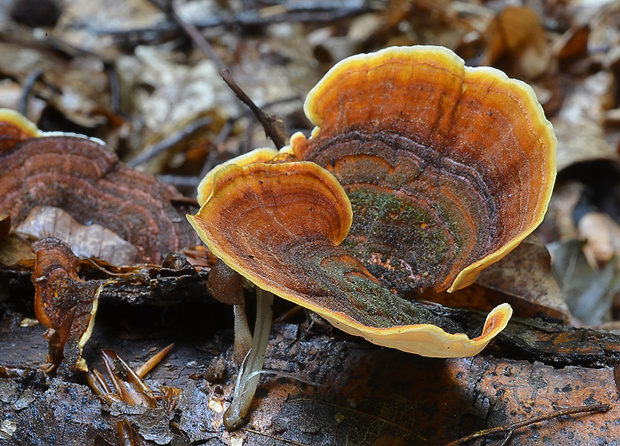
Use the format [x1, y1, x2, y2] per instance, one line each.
[289, 46, 557, 296]
[0, 109, 199, 264]
[196, 148, 279, 206]
[188, 156, 512, 357]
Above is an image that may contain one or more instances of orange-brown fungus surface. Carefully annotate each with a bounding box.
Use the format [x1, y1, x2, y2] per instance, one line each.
[188, 156, 512, 357]
[0, 109, 40, 152]
[196, 148, 280, 206]
[290, 46, 556, 296]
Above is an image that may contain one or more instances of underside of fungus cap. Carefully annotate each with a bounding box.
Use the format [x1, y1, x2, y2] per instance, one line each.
[290, 45, 557, 296]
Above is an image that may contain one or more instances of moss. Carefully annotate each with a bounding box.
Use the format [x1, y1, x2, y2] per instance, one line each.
[343, 187, 455, 292]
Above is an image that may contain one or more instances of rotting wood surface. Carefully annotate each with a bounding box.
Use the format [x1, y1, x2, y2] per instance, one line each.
[1, 312, 619, 445]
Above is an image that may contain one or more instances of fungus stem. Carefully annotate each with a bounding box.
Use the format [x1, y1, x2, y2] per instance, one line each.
[224, 287, 274, 430]
[232, 304, 252, 365]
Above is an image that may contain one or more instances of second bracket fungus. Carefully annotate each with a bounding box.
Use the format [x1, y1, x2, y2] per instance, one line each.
[0, 109, 199, 265]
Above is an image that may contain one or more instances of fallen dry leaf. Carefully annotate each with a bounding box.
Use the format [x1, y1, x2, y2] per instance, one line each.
[475, 234, 570, 322]
[578, 211, 620, 269]
[17, 206, 142, 265]
[482, 6, 551, 80]
[552, 119, 619, 171]
[548, 239, 620, 325]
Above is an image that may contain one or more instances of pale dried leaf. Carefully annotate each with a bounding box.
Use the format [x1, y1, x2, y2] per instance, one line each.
[55, 0, 165, 53]
[549, 239, 620, 325]
[552, 118, 619, 171]
[547, 181, 584, 240]
[115, 46, 236, 165]
[17, 206, 142, 265]
[558, 71, 615, 125]
[588, 1, 620, 68]
[578, 211, 620, 268]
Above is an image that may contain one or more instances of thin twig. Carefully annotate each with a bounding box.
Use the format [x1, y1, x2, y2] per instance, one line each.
[156, 174, 201, 189]
[163, 1, 296, 154]
[136, 343, 175, 378]
[196, 94, 300, 177]
[19, 67, 44, 117]
[105, 62, 121, 114]
[445, 404, 612, 446]
[126, 117, 213, 168]
[170, 5, 228, 73]
[221, 69, 288, 149]
[172, 5, 289, 150]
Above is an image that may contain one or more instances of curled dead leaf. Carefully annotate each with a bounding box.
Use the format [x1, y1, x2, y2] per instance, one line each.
[31, 237, 104, 376]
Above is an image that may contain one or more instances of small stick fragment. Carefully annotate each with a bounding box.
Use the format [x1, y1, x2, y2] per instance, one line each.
[156, 174, 201, 188]
[87, 368, 123, 404]
[170, 5, 228, 72]
[220, 69, 288, 149]
[136, 343, 175, 378]
[126, 117, 213, 168]
[19, 67, 44, 117]
[105, 63, 121, 114]
[445, 403, 612, 446]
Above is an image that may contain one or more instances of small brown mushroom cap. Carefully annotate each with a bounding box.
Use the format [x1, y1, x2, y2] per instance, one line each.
[289, 46, 557, 295]
[188, 160, 512, 357]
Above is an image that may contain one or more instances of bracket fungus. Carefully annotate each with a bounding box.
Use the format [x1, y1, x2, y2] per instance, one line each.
[188, 158, 511, 358]
[0, 109, 204, 377]
[190, 44, 555, 351]
[0, 109, 199, 265]
[188, 45, 555, 426]
[288, 45, 557, 297]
